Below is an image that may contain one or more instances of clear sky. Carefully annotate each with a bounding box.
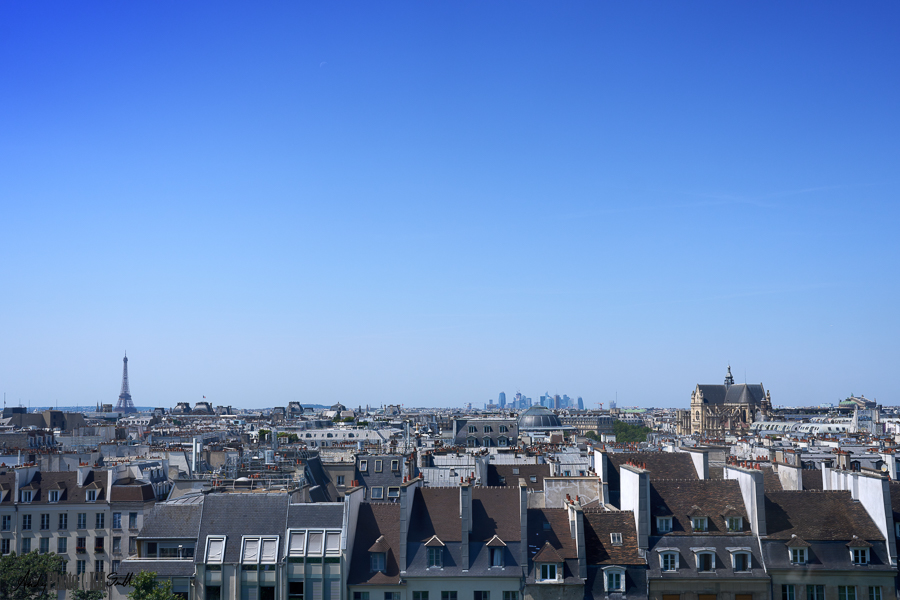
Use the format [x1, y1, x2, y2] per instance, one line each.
[1, 2, 898, 411]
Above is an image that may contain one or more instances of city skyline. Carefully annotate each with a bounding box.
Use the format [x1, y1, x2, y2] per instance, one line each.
[1, 2, 897, 409]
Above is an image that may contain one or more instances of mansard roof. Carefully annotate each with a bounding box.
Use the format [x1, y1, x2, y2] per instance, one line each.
[348, 502, 401, 586]
[650, 479, 748, 535]
[764, 491, 883, 541]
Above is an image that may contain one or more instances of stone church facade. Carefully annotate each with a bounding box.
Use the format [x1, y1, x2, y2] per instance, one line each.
[677, 366, 772, 436]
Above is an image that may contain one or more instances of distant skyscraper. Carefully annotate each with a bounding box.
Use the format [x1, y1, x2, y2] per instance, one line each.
[114, 353, 137, 413]
[577, 397, 584, 410]
[499, 392, 506, 408]
[553, 395, 561, 409]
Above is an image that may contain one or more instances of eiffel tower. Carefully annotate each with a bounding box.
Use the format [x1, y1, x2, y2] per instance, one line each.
[114, 353, 137, 413]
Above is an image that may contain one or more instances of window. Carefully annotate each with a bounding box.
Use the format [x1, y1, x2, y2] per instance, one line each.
[129, 537, 137, 554]
[808, 586, 825, 600]
[1, 539, 9, 555]
[111, 560, 120, 573]
[206, 536, 226, 563]
[95, 559, 104, 573]
[308, 531, 323, 554]
[1, 515, 9, 531]
[22, 514, 32, 530]
[370, 487, 384, 500]
[869, 588, 881, 600]
[375, 460, 383, 473]
[360, 460, 368, 472]
[77, 513, 87, 529]
[427, 547, 442, 568]
[606, 569, 624, 592]
[387, 487, 400, 499]
[40, 514, 49, 530]
[95, 537, 105, 552]
[113, 537, 121, 554]
[692, 517, 708, 532]
[414, 593, 429, 600]
[20, 490, 33, 503]
[697, 552, 715, 571]
[490, 547, 503, 567]
[353, 594, 368, 600]
[500, 426, 508, 433]
[727, 517, 743, 532]
[512, 468, 519, 475]
[657, 517, 672, 533]
[96, 513, 105, 529]
[370, 552, 385, 572]
[22, 538, 31, 553]
[441, 594, 457, 600]
[484, 426, 493, 433]
[469, 426, 477, 434]
[76, 560, 86, 575]
[288, 531, 306, 556]
[59, 560, 67, 574]
[86, 490, 97, 502]
[325, 531, 341, 556]
[391, 460, 399, 471]
[129, 513, 138, 529]
[337, 476, 345, 486]
[783, 585, 796, 600]
[851, 548, 869, 565]
[530, 476, 537, 483]
[539, 563, 558, 581]
[790, 547, 807, 564]
[610, 533, 623, 546]
[661, 552, 678, 571]
[288, 583, 303, 600]
[77, 537, 87, 552]
[59, 513, 67, 530]
[475, 593, 490, 600]
[384, 594, 399, 600]
[839, 587, 857, 600]
[733, 552, 750, 572]
[113, 513, 122, 529]
[40, 538, 49, 554]
[49, 490, 60, 503]
[58, 538, 67, 554]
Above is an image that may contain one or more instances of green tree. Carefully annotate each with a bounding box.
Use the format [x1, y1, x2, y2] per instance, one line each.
[612, 420, 651, 443]
[73, 589, 107, 600]
[0, 551, 65, 600]
[126, 571, 179, 600]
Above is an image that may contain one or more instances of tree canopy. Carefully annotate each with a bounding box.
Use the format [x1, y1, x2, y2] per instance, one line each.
[0, 551, 65, 600]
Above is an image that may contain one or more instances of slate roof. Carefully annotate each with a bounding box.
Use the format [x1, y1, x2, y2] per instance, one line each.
[890, 483, 900, 528]
[117, 559, 197, 577]
[802, 469, 824, 490]
[528, 509, 577, 560]
[487, 464, 551, 490]
[697, 383, 766, 405]
[139, 500, 203, 539]
[608, 452, 698, 482]
[650, 479, 749, 535]
[348, 502, 402, 586]
[583, 510, 644, 565]
[648, 534, 766, 579]
[764, 491, 884, 541]
[195, 493, 290, 564]
[762, 466, 783, 491]
[286, 502, 344, 529]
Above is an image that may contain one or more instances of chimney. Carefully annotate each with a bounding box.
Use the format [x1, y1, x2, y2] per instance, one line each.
[77, 464, 91, 488]
[724, 464, 767, 536]
[619, 463, 650, 551]
[567, 498, 587, 579]
[460, 482, 472, 571]
[398, 475, 421, 574]
[518, 479, 528, 575]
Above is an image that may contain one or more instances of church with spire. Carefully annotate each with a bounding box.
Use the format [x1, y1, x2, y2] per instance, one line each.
[676, 365, 772, 436]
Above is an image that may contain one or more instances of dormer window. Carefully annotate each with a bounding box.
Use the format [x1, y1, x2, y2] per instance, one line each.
[391, 460, 399, 471]
[427, 547, 442, 568]
[851, 547, 869, 565]
[370, 552, 386, 572]
[790, 547, 807, 564]
[656, 517, 672, 533]
[604, 567, 625, 592]
[20, 490, 33, 503]
[727, 548, 752, 571]
[359, 460, 368, 472]
[726, 517, 743, 532]
[49, 490, 60, 503]
[206, 536, 226, 564]
[610, 533, 623, 546]
[86, 490, 97, 502]
[375, 460, 383, 473]
[538, 563, 559, 581]
[691, 517, 708, 532]
[490, 547, 503, 567]
[696, 551, 715, 572]
[659, 551, 679, 571]
[469, 426, 477, 434]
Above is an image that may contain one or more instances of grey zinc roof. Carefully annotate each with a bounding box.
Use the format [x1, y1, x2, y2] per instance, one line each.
[287, 502, 344, 528]
[139, 500, 204, 539]
[195, 493, 290, 564]
[118, 559, 197, 577]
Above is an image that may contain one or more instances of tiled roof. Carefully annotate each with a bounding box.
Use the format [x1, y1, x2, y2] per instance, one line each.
[348, 502, 401, 586]
[762, 466, 783, 491]
[650, 479, 748, 535]
[110, 483, 155, 502]
[472, 487, 521, 542]
[195, 493, 289, 564]
[139, 501, 203, 540]
[764, 491, 884, 541]
[487, 464, 550, 490]
[583, 510, 644, 565]
[802, 469, 824, 490]
[528, 508, 577, 560]
[409, 488, 461, 542]
[608, 452, 698, 481]
[532, 541, 563, 563]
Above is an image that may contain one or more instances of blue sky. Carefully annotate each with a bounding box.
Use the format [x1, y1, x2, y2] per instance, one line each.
[1, 2, 897, 410]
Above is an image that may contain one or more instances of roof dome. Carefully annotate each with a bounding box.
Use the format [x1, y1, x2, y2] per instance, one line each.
[518, 405, 562, 430]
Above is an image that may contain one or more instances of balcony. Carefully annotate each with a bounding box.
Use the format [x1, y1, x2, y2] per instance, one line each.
[76, 547, 86, 554]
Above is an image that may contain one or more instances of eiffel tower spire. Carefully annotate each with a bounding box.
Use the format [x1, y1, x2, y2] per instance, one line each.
[115, 353, 137, 413]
